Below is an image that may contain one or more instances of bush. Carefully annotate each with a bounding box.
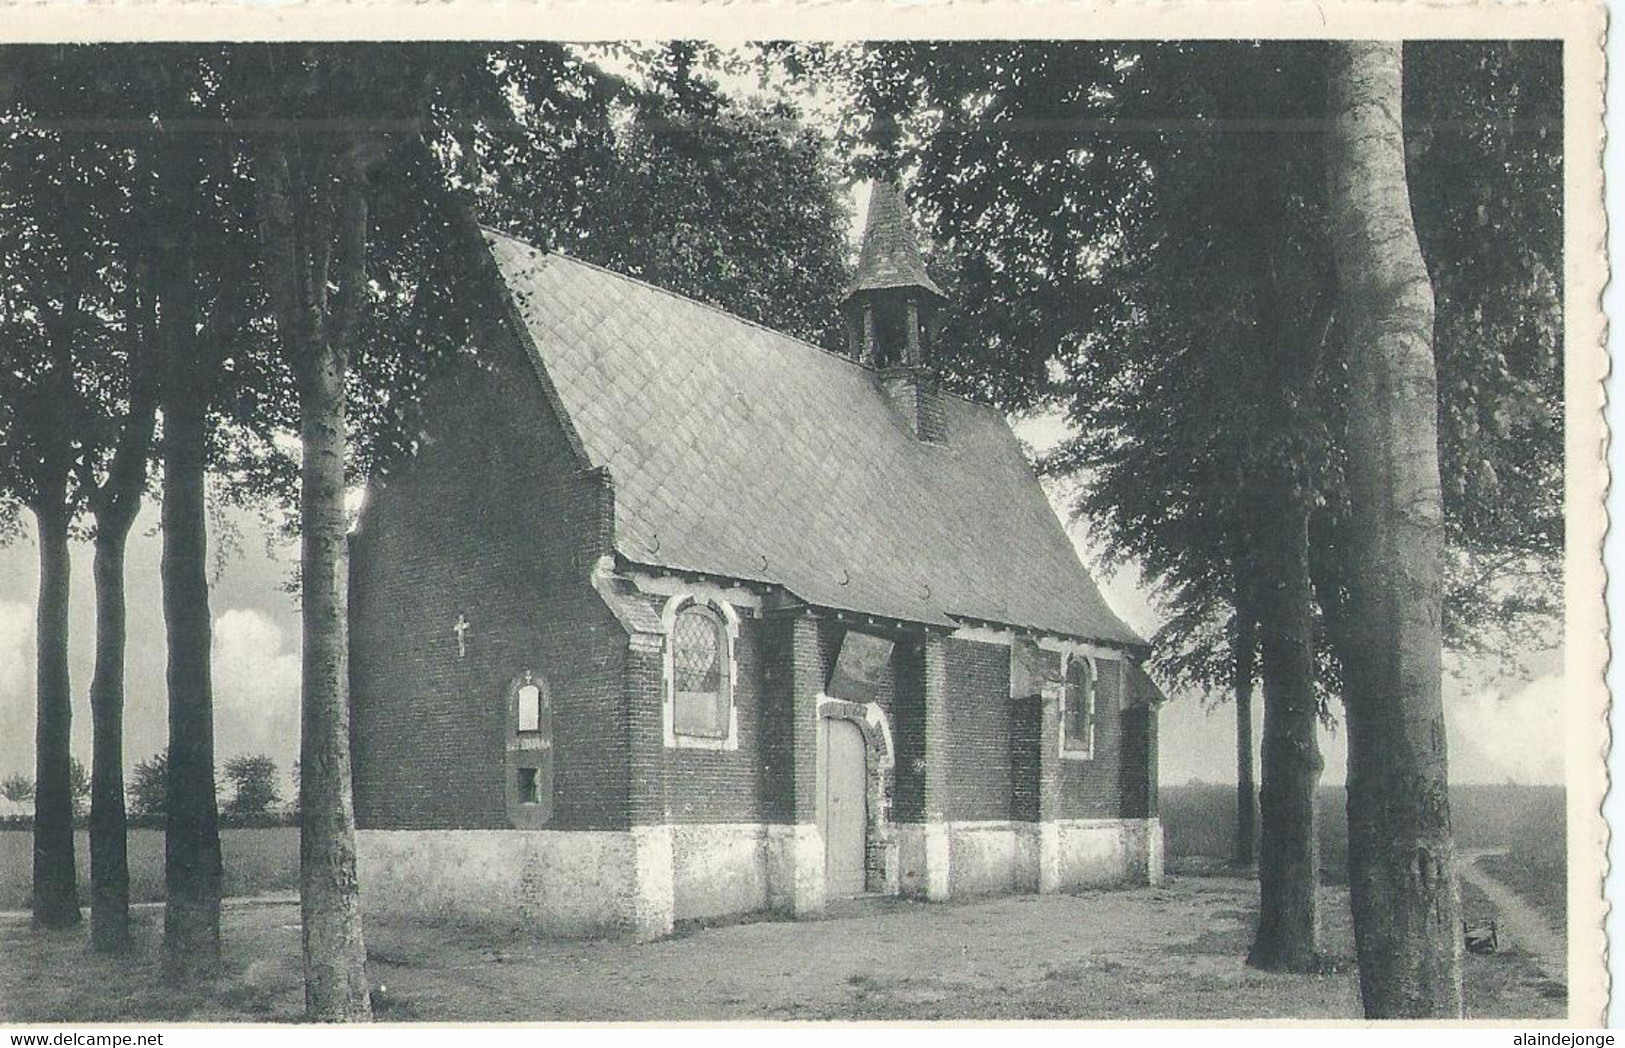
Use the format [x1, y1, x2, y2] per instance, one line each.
[0, 772, 33, 805]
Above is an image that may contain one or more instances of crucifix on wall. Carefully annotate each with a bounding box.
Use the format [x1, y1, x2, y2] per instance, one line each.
[453, 613, 471, 659]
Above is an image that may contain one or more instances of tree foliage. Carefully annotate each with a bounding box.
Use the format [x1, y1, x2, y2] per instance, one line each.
[128, 750, 168, 817]
[67, 756, 90, 816]
[562, 47, 852, 350]
[828, 40, 1562, 700]
[222, 755, 280, 817]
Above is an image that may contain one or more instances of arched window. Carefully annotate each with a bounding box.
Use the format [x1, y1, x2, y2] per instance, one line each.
[517, 683, 543, 734]
[1062, 654, 1096, 758]
[672, 604, 730, 740]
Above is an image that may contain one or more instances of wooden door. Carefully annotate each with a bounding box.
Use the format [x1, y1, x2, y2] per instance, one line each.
[821, 717, 868, 897]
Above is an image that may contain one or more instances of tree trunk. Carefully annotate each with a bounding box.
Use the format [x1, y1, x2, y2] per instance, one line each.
[88, 258, 157, 956]
[1326, 40, 1462, 1019]
[1232, 589, 1258, 869]
[297, 343, 372, 1021]
[160, 355, 223, 981]
[255, 133, 374, 1021]
[1246, 487, 1323, 972]
[89, 527, 134, 952]
[31, 507, 79, 929]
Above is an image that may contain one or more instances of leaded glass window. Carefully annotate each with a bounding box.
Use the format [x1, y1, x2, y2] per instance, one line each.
[673, 604, 729, 739]
[1064, 655, 1095, 756]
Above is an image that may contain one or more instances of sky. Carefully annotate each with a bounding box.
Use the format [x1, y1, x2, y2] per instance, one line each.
[0, 505, 305, 801]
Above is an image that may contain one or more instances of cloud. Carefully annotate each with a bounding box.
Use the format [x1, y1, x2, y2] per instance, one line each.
[0, 599, 34, 780]
[211, 608, 301, 787]
[1446, 673, 1565, 785]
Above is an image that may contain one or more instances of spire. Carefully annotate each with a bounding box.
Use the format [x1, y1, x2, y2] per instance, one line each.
[840, 182, 947, 375]
[839, 182, 949, 442]
[844, 182, 946, 302]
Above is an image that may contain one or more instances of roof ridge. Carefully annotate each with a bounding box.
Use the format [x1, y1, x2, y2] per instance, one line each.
[479, 224, 878, 379]
[481, 224, 1002, 419]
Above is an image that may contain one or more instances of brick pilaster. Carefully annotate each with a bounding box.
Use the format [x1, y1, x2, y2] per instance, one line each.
[625, 630, 673, 938]
[899, 634, 951, 900]
[789, 616, 823, 824]
[1036, 682, 1064, 892]
[763, 612, 825, 916]
[921, 635, 949, 821]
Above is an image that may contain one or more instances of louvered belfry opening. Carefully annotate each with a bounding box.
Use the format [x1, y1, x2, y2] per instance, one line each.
[841, 182, 949, 442]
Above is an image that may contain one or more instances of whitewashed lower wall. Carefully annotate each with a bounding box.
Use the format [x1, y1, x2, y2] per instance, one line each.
[946, 821, 1037, 896]
[945, 818, 1162, 894]
[671, 823, 771, 922]
[1053, 818, 1164, 888]
[357, 829, 643, 938]
[358, 818, 1163, 940]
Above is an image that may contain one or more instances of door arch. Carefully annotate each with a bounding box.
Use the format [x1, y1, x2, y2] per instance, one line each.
[819, 716, 869, 897]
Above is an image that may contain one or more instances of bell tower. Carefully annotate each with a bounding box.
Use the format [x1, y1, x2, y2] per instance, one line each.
[841, 183, 949, 443]
[840, 182, 947, 369]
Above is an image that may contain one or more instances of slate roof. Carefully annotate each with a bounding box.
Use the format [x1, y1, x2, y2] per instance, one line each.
[484, 228, 1143, 649]
[845, 183, 947, 302]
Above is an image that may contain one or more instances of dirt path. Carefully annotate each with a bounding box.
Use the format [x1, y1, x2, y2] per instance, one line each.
[0, 893, 298, 923]
[1460, 849, 1566, 982]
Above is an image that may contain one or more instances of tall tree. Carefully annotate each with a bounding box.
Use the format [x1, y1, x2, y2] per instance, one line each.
[81, 238, 159, 954]
[566, 45, 851, 350]
[17, 219, 83, 935]
[825, 40, 1336, 970]
[47, 52, 174, 952]
[157, 198, 226, 980]
[145, 63, 257, 977]
[0, 53, 133, 927]
[1325, 40, 1462, 1019]
[824, 38, 1559, 976]
[248, 45, 381, 1019]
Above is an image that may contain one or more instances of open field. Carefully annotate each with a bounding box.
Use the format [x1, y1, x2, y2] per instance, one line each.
[1478, 850, 1566, 935]
[1161, 783, 1568, 984]
[1160, 782, 1566, 885]
[0, 871, 1564, 1023]
[0, 828, 298, 911]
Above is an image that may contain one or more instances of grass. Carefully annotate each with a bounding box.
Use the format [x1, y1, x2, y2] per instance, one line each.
[1478, 848, 1567, 932]
[0, 873, 1565, 1023]
[1162, 782, 1568, 991]
[0, 828, 298, 911]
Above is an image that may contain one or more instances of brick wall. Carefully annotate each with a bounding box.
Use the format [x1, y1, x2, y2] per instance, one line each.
[350, 317, 634, 832]
[942, 638, 1015, 822]
[758, 617, 913, 830]
[1010, 647, 1060, 823]
[1118, 701, 1158, 819]
[888, 635, 927, 824]
[665, 616, 771, 824]
[624, 631, 666, 827]
[1009, 698, 1042, 823]
[1057, 657, 1129, 820]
